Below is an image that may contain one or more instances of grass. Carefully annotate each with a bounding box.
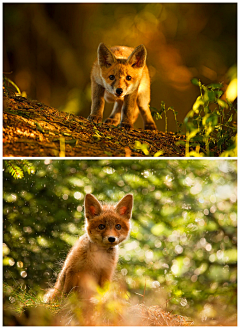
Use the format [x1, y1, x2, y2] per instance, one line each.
[3, 282, 194, 326]
[3, 276, 237, 326]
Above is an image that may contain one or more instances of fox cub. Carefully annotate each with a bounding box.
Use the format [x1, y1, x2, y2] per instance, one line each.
[88, 43, 157, 130]
[44, 193, 133, 301]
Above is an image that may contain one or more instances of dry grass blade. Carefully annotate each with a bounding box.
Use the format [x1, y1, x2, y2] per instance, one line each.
[125, 304, 194, 326]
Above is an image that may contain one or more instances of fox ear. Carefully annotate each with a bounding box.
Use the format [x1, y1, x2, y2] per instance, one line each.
[85, 194, 102, 220]
[127, 45, 146, 68]
[115, 194, 133, 220]
[98, 43, 116, 67]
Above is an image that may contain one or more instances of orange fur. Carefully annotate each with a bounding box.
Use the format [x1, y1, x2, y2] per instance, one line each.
[88, 43, 157, 130]
[44, 194, 133, 302]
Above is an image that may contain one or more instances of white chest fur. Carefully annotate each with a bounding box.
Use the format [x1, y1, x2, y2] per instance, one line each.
[88, 244, 118, 271]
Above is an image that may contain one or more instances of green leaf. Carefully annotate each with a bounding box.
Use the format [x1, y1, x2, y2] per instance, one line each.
[215, 90, 224, 98]
[160, 101, 166, 111]
[217, 99, 229, 109]
[227, 114, 233, 123]
[154, 150, 164, 157]
[186, 128, 200, 140]
[202, 113, 218, 127]
[207, 83, 223, 90]
[203, 90, 215, 102]
[193, 97, 204, 113]
[134, 141, 149, 155]
[186, 150, 204, 157]
[191, 78, 200, 86]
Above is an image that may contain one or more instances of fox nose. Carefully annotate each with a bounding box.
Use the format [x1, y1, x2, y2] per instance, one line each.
[116, 88, 123, 96]
[108, 237, 116, 243]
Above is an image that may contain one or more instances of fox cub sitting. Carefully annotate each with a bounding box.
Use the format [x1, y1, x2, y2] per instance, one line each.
[44, 193, 133, 301]
[88, 43, 157, 130]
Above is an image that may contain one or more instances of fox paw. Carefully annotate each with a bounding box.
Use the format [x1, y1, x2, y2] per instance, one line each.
[87, 115, 102, 123]
[144, 122, 157, 130]
[104, 118, 120, 126]
[120, 122, 134, 130]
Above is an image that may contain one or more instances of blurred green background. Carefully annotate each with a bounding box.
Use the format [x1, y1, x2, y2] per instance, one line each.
[3, 3, 237, 131]
[3, 159, 237, 324]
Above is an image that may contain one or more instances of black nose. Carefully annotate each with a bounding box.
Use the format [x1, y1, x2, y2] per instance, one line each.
[108, 237, 116, 243]
[116, 88, 123, 96]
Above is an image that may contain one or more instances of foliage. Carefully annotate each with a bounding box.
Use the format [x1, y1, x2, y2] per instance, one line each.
[3, 282, 194, 326]
[151, 79, 237, 157]
[3, 76, 21, 95]
[184, 79, 237, 156]
[4, 160, 35, 179]
[151, 102, 181, 134]
[3, 160, 237, 324]
[134, 141, 149, 155]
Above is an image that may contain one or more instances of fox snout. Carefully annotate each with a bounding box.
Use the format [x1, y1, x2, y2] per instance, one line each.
[103, 235, 119, 245]
[115, 88, 123, 96]
[108, 236, 116, 243]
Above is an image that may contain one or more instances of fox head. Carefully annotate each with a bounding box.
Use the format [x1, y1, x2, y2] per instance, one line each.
[97, 43, 147, 98]
[84, 193, 133, 248]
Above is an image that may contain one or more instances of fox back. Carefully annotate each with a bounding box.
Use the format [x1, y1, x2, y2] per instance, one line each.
[44, 194, 133, 302]
[88, 43, 157, 130]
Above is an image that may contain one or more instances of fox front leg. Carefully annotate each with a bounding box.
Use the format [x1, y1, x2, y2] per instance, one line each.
[120, 90, 138, 129]
[105, 100, 123, 126]
[88, 80, 105, 123]
[137, 92, 157, 130]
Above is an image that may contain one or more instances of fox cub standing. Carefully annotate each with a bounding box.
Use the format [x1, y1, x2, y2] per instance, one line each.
[45, 193, 133, 301]
[88, 43, 157, 130]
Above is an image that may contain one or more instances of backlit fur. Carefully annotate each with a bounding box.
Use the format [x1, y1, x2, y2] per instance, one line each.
[88, 43, 157, 130]
[44, 194, 133, 302]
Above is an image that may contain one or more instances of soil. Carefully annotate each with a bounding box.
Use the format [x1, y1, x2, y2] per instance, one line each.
[3, 88, 187, 157]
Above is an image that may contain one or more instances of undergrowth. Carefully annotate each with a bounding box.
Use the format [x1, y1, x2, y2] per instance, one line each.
[151, 79, 237, 157]
[3, 282, 194, 326]
[4, 278, 237, 326]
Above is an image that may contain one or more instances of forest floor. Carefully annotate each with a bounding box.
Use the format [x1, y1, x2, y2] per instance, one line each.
[3, 281, 237, 326]
[3, 88, 188, 157]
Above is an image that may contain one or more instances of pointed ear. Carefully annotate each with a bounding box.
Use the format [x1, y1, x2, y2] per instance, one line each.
[127, 45, 147, 68]
[98, 43, 116, 68]
[85, 194, 102, 220]
[115, 194, 133, 220]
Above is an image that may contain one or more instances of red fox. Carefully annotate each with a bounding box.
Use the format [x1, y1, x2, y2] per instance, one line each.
[44, 193, 133, 302]
[88, 43, 157, 130]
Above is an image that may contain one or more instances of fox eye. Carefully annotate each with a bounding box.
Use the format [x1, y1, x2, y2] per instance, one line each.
[126, 75, 132, 81]
[98, 224, 105, 230]
[115, 224, 121, 230]
[109, 75, 115, 80]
